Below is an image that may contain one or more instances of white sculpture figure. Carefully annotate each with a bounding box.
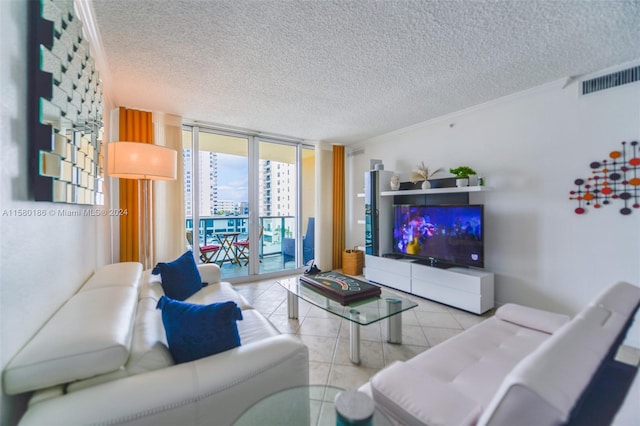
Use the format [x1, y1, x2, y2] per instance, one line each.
[390, 175, 401, 191]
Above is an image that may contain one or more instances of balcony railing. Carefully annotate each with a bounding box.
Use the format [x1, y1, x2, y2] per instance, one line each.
[185, 215, 295, 258]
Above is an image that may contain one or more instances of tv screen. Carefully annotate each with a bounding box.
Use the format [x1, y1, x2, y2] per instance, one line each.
[392, 204, 484, 268]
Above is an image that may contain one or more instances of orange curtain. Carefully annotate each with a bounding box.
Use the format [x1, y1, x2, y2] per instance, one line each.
[118, 107, 153, 262]
[332, 145, 345, 268]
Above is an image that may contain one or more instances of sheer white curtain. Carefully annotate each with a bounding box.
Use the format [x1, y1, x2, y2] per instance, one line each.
[152, 112, 185, 264]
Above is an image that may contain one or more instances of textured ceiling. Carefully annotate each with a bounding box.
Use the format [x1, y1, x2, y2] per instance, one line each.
[89, 0, 640, 144]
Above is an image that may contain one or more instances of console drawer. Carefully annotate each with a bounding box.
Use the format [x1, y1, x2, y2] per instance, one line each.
[412, 278, 485, 313]
[365, 255, 411, 293]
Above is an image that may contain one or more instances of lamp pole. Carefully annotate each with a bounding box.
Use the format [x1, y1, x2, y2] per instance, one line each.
[141, 178, 151, 270]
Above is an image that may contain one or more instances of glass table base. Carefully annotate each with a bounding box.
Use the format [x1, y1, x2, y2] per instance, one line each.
[285, 282, 410, 365]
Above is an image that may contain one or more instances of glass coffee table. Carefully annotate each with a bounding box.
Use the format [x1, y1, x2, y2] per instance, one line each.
[233, 385, 391, 426]
[277, 276, 418, 364]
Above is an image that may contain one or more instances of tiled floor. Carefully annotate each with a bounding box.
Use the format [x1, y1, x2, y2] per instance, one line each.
[233, 273, 495, 392]
[234, 274, 640, 425]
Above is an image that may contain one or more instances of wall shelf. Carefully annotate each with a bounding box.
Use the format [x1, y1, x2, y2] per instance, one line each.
[380, 186, 493, 197]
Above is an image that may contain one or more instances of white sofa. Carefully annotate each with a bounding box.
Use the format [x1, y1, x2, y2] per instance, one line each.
[360, 281, 640, 425]
[3, 262, 309, 425]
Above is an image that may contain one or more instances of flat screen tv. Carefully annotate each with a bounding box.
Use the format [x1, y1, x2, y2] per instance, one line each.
[392, 204, 484, 268]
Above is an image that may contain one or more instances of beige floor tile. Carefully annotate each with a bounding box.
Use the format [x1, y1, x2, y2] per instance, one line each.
[415, 311, 462, 329]
[397, 324, 429, 347]
[400, 309, 420, 326]
[309, 385, 326, 402]
[382, 342, 428, 366]
[338, 320, 382, 342]
[262, 284, 288, 297]
[298, 335, 338, 363]
[299, 299, 316, 310]
[251, 298, 285, 316]
[298, 316, 342, 337]
[317, 401, 336, 426]
[451, 311, 485, 329]
[451, 305, 495, 317]
[306, 305, 341, 319]
[267, 313, 301, 334]
[333, 338, 385, 369]
[253, 289, 286, 303]
[309, 400, 323, 426]
[272, 297, 313, 317]
[412, 298, 450, 312]
[309, 361, 332, 386]
[322, 385, 343, 402]
[328, 364, 381, 390]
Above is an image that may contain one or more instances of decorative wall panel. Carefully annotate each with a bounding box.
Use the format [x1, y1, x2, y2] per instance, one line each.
[29, 0, 104, 205]
[570, 140, 640, 215]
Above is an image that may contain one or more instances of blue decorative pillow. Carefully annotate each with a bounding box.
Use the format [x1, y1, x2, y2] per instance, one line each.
[156, 296, 243, 364]
[152, 251, 202, 300]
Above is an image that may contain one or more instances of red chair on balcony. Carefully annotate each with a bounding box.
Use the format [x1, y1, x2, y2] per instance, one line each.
[186, 230, 220, 264]
[233, 226, 263, 266]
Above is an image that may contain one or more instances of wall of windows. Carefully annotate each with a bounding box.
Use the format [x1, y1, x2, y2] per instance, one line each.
[183, 125, 315, 281]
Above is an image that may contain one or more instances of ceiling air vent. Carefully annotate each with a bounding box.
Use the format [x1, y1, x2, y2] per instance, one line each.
[582, 66, 640, 95]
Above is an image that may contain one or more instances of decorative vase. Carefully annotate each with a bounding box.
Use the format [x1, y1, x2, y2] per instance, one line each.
[421, 180, 431, 190]
[390, 176, 401, 191]
[456, 178, 469, 187]
[467, 174, 478, 186]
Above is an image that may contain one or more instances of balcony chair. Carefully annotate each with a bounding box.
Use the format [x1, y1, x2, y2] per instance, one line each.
[186, 230, 220, 263]
[283, 217, 315, 265]
[232, 226, 263, 266]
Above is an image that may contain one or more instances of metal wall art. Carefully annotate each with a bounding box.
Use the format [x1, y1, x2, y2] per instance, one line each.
[570, 141, 640, 215]
[29, 0, 104, 205]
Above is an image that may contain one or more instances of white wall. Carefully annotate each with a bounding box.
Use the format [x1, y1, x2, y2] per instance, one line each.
[1, 2, 113, 424]
[347, 66, 640, 346]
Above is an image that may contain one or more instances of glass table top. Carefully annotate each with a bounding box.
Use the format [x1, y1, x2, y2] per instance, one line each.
[277, 276, 418, 326]
[233, 385, 391, 426]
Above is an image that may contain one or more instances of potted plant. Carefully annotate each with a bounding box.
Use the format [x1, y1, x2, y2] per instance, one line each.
[411, 162, 443, 189]
[449, 166, 477, 187]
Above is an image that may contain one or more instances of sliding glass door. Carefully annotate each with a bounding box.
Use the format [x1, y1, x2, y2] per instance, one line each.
[257, 140, 296, 274]
[183, 126, 314, 280]
[183, 128, 250, 278]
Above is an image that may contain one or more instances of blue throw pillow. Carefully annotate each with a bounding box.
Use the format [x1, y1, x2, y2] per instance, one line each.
[152, 251, 202, 300]
[156, 296, 243, 364]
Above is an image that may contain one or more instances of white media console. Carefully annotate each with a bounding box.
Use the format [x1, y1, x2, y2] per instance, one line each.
[360, 175, 495, 314]
[365, 254, 494, 314]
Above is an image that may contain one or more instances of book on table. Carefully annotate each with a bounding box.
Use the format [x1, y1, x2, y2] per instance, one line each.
[299, 272, 381, 306]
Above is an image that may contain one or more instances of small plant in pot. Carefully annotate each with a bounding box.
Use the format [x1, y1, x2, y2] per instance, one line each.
[411, 162, 442, 190]
[449, 166, 477, 187]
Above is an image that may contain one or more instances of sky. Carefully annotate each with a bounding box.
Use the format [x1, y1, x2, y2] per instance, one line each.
[216, 153, 248, 203]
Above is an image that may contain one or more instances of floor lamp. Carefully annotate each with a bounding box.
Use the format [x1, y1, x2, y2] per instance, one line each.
[108, 142, 177, 269]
